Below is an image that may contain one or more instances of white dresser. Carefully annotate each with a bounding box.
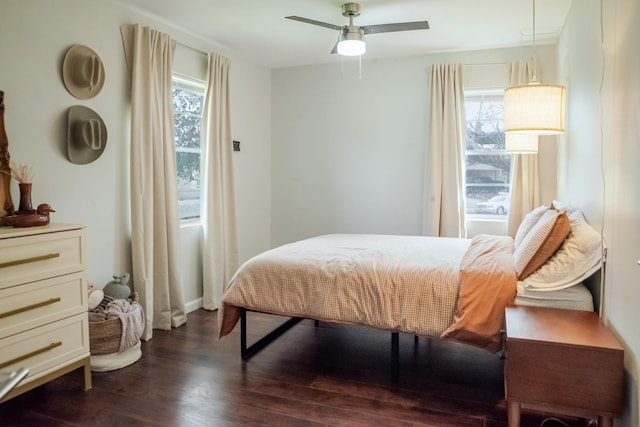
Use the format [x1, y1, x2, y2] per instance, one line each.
[0, 223, 91, 401]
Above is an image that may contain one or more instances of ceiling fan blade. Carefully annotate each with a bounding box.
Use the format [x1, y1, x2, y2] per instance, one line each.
[362, 21, 429, 35]
[285, 16, 343, 31]
[330, 40, 339, 54]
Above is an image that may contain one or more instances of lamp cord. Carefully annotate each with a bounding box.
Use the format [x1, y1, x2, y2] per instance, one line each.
[540, 418, 570, 427]
[532, 0, 536, 51]
[598, 0, 606, 320]
[531, 0, 539, 82]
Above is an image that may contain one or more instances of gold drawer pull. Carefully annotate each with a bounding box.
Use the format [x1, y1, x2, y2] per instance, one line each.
[0, 297, 62, 319]
[0, 253, 60, 269]
[0, 341, 62, 369]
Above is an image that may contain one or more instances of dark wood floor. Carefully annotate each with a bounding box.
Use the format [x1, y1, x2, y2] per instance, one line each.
[0, 309, 582, 426]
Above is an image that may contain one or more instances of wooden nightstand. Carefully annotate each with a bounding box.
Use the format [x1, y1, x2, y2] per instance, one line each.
[504, 305, 624, 427]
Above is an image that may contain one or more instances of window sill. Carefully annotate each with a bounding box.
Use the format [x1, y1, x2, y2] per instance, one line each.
[466, 215, 508, 223]
[466, 216, 508, 237]
[179, 219, 201, 229]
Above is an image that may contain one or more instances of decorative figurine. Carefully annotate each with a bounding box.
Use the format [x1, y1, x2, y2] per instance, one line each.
[2, 203, 55, 227]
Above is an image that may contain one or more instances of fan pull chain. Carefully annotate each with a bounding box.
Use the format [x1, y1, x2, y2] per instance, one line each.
[338, 55, 363, 79]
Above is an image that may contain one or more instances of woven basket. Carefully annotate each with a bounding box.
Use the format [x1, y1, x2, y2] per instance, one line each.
[89, 292, 141, 356]
[89, 317, 122, 355]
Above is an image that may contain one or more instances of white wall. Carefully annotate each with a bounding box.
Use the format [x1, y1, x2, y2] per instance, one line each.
[271, 45, 558, 246]
[0, 0, 272, 306]
[558, 0, 639, 425]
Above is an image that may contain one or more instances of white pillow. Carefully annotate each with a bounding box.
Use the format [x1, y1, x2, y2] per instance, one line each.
[513, 209, 571, 280]
[521, 210, 603, 291]
[514, 203, 553, 249]
[552, 200, 575, 214]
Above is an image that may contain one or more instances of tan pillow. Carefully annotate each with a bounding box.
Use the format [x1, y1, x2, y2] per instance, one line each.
[514, 209, 571, 280]
[514, 203, 553, 249]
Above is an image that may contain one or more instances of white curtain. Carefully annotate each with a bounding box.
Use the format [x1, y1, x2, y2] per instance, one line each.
[121, 24, 187, 341]
[201, 53, 239, 310]
[507, 59, 540, 237]
[423, 64, 467, 238]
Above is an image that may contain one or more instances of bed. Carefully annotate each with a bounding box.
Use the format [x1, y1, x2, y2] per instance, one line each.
[515, 282, 594, 311]
[219, 205, 603, 379]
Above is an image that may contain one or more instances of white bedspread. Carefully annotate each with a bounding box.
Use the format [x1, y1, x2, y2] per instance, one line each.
[219, 234, 470, 338]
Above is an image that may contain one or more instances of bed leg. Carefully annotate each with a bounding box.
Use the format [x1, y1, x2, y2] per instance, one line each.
[391, 332, 399, 383]
[240, 308, 248, 356]
[240, 309, 304, 360]
[314, 319, 320, 327]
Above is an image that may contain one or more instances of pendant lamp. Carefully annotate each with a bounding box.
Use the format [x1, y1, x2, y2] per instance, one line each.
[505, 133, 538, 154]
[504, 0, 566, 136]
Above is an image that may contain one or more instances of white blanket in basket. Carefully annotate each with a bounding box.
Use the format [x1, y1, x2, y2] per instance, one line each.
[89, 300, 144, 352]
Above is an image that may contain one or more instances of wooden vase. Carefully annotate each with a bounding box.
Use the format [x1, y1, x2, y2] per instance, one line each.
[18, 182, 34, 213]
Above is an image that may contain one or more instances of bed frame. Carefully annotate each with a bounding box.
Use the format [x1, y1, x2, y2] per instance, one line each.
[239, 308, 402, 382]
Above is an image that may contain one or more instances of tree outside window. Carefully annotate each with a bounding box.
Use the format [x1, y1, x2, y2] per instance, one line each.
[172, 78, 205, 220]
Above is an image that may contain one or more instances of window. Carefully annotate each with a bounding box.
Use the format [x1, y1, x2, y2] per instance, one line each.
[172, 76, 205, 220]
[464, 91, 511, 218]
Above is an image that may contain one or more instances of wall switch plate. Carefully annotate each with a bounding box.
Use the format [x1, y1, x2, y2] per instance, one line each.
[233, 140, 240, 151]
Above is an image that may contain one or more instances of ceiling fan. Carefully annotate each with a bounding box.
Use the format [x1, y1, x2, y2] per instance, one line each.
[285, 3, 429, 56]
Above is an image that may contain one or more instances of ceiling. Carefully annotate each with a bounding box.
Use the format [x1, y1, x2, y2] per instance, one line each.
[120, 0, 573, 69]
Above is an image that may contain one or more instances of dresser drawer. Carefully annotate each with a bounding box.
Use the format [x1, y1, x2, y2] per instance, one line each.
[0, 313, 89, 382]
[0, 228, 84, 289]
[0, 272, 87, 339]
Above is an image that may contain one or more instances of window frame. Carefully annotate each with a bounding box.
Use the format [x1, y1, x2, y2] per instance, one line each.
[172, 74, 206, 223]
[463, 89, 511, 221]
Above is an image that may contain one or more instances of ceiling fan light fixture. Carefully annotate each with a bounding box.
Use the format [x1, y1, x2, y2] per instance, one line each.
[337, 39, 366, 56]
[337, 26, 366, 56]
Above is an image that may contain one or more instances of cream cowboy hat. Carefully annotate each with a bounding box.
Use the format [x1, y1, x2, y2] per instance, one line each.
[67, 106, 107, 165]
[62, 44, 105, 99]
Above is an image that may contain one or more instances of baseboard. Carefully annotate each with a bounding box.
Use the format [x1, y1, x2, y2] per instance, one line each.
[185, 298, 203, 313]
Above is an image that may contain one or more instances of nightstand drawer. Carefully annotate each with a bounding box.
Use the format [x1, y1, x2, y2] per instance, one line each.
[0, 272, 87, 339]
[504, 305, 624, 425]
[506, 338, 623, 414]
[0, 228, 84, 289]
[0, 313, 89, 382]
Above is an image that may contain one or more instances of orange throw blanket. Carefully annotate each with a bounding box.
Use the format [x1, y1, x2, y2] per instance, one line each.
[441, 234, 517, 352]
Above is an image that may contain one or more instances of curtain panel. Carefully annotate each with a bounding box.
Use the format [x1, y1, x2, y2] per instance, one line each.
[506, 59, 541, 237]
[201, 53, 239, 310]
[120, 24, 187, 340]
[423, 63, 467, 238]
